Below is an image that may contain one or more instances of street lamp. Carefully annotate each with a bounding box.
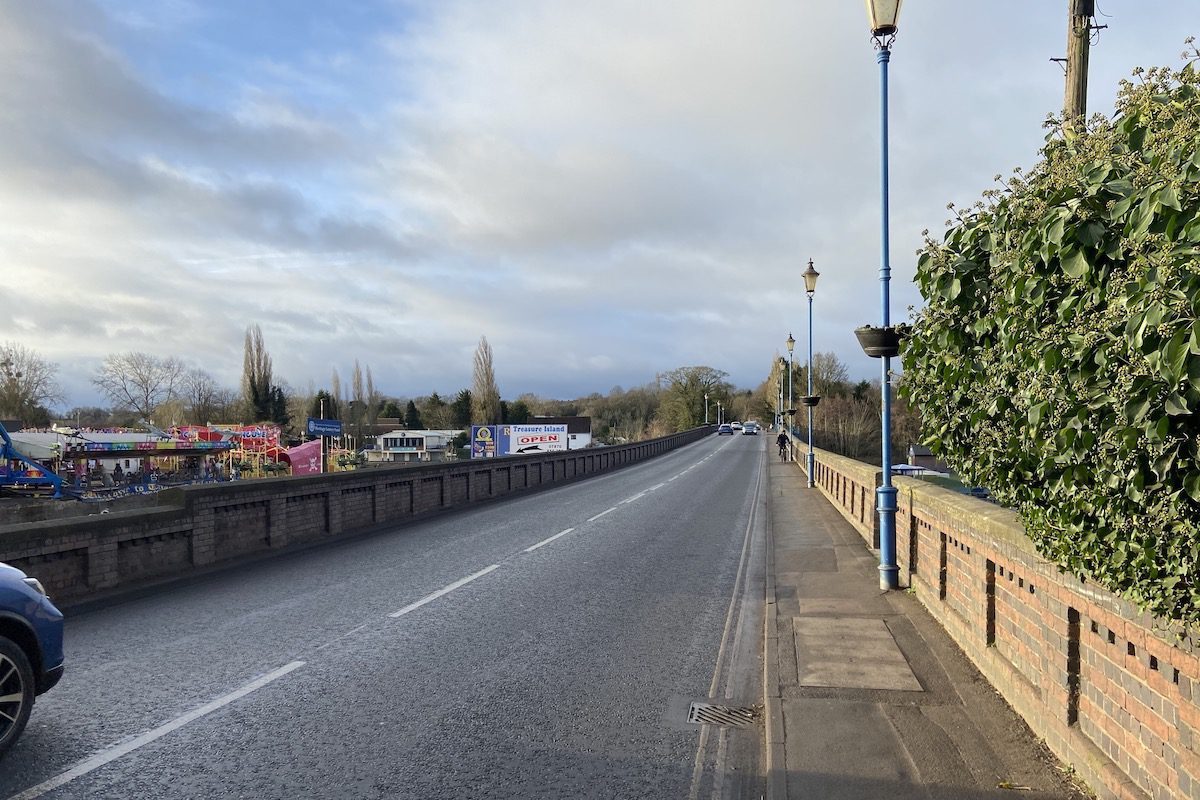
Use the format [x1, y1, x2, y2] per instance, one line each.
[777, 357, 787, 435]
[704, 393, 709, 425]
[866, 0, 901, 591]
[785, 333, 795, 434]
[802, 259, 820, 488]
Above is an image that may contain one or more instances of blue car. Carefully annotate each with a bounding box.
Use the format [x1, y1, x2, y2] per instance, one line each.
[0, 561, 64, 758]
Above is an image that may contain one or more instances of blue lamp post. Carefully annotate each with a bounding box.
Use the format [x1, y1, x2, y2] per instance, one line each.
[786, 333, 795, 434]
[867, 0, 901, 591]
[802, 260, 820, 487]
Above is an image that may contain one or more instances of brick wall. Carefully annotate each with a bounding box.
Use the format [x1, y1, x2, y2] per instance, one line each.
[803, 445, 1199, 800]
[0, 428, 710, 606]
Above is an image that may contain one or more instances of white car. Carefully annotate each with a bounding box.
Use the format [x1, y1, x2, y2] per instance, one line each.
[729, 421, 743, 431]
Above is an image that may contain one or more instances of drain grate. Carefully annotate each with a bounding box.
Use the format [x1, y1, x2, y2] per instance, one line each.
[686, 702, 760, 727]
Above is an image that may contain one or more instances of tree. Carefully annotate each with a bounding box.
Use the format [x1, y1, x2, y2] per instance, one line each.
[242, 324, 275, 422]
[93, 352, 185, 421]
[903, 52, 1200, 622]
[404, 400, 423, 430]
[451, 389, 473, 427]
[181, 368, 224, 425]
[0, 342, 62, 422]
[656, 366, 731, 432]
[471, 336, 502, 424]
[422, 392, 452, 429]
[506, 399, 531, 424]
[309, 390, 339, 425]
[380, 399, 402, 419]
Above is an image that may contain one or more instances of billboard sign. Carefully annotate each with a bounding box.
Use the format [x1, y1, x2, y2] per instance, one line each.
[470, 424, 570, 457]
[503, 424, 568, 454]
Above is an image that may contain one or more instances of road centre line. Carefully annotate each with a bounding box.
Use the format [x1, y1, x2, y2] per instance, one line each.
[619, 492, 646, 505]
[523, 527, 576, 553]
[650, 482, 666, 491]
[587, 506, 618, 522]
[7, 661, 306, 800]
[389, 564, 501, 617]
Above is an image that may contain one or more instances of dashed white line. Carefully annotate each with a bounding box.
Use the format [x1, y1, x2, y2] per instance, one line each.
[587, 506, 618, 522]
[7, 661, 306, 800]
[620, 492, 647, 505]
[650, 482, 666, 491]
[524, 527, 576, 553]
[389, 564, 501, 617]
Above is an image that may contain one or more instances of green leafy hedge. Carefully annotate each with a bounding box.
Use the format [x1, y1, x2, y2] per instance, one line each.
[902, 53, 1200, 623]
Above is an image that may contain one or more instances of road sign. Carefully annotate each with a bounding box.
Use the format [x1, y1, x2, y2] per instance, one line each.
[307, 417, 343, 437]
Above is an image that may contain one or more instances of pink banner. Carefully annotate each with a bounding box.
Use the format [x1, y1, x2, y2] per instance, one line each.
[285, 439, 322, 475]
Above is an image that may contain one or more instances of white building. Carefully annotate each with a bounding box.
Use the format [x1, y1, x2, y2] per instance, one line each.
[368, 430, 456, 463]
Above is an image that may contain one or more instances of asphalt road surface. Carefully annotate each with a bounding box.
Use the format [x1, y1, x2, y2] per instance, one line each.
[1, 433, 768, 800]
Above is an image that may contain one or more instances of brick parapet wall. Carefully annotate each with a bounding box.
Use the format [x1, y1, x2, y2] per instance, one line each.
[0, 428, 710, 606]
[801, 446, 1199, 800]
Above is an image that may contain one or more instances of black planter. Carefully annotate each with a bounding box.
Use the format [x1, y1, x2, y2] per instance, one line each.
[785, 409, 797, 417]
[799, 395, 821, 408]
[855, 325, 909, 359]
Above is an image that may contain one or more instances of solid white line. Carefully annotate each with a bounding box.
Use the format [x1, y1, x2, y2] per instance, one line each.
[389, 564, 501, 617]
[7, 661, 305, 800]
[523, 527, 576, 553]
[587, 506, 618, 522]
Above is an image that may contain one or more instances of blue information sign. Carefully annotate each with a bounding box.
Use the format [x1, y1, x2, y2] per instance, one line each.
[307, 417, 343, 436]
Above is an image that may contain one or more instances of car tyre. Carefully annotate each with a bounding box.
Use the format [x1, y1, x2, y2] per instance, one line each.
[0, 636, 35, 759]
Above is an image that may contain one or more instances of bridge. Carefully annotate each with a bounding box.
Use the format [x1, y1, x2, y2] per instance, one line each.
[0, 429, 1191, 798]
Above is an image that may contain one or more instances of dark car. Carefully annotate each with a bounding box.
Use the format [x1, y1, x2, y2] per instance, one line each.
[717, 424, 734, 435]
[742, 422, 760, 435]
[0, 561, 64, 758]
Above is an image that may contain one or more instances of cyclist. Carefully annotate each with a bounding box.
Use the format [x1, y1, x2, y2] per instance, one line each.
[776, 432, 789, 460]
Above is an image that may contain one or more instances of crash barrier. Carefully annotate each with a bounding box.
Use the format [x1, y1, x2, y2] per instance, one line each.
[0, 427, 713, 605]
[798, 443, 1198, 800]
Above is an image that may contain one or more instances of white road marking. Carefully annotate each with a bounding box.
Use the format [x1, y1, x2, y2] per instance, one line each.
[523, 527, 576, 553]
[620, 492, 646, 505]
[650, 483, 666, 491]
[587, 506, 618, 522]
[7, 661, 305, 800]
[389, 564, 501, 617]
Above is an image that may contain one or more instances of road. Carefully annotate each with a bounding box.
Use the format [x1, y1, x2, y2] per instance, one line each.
[1, 432, 768, 800]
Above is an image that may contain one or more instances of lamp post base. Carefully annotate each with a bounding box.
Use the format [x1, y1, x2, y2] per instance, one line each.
[806, 451, 815, 488]
[877, 484, 899, 590]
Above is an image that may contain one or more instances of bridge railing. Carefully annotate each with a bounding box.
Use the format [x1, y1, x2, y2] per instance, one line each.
[0, 427, 714, 606]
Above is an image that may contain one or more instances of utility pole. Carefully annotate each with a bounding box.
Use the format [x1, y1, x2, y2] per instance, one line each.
[1064, 0, 1094, 126]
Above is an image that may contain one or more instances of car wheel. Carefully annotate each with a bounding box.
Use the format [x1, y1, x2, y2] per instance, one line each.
[0, 636, 35, 758]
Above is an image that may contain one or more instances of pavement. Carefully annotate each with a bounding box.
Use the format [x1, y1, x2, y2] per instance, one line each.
[763, 452, 1093, 800]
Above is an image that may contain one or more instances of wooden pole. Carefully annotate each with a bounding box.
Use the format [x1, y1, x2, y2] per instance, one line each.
[1064, 0, 1093, 126]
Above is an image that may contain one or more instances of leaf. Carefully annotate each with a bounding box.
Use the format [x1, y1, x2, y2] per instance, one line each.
[1158, 185, 1183, 211]
[1061, 247, 1089, 279]
[1076, 221, 1105, 248]
[1129, 198, 1157, 239]
[1164, 393, 1191, 416]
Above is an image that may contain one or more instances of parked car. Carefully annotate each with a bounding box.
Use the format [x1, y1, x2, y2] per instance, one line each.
[717, 424, 734, 435]
[742, 422, 760, 435]
[0, 562, 64, 759]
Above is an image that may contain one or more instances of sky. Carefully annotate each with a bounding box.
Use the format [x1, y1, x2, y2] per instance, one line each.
[1, 0, 1196, 409]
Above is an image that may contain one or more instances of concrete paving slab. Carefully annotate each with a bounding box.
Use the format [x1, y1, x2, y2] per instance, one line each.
[794, 617, 923, 691]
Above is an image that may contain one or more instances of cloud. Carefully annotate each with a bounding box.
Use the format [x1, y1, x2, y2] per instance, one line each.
[0, 0, 1195, 410]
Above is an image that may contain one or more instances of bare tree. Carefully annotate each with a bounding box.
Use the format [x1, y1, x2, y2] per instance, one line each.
[471, 336, 501, 424]
[182, 367, 224, 425]
[93, 352, 185, 421]
[0, 342, 63, 421]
